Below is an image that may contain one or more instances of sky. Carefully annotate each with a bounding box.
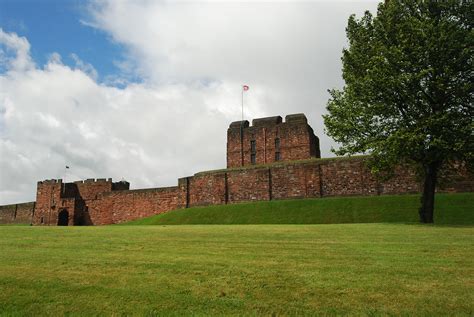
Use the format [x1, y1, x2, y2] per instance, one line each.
[0, 0, 379, 205]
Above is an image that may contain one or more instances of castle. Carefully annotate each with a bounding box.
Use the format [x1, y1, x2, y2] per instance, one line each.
[0, 113, 472, 226]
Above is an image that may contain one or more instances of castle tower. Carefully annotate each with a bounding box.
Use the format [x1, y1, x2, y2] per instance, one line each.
[33, 178, 129, 226]
[226, 113, 321, 168]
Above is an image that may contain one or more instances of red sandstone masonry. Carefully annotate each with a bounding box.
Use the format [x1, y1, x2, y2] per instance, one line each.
[31, 178, 130, 226]
[0, 202, 35, 225]
[13, 157, 473, 226]
[34, 180, 64, 226]
[188, 173, 227, 207]
[5, 112, 473, 226]
[227, 114, 320, 168]
[320, 160, 379, 196]
[271, 163, 321, 199]
[96, 186, 184, 225]
[227, 168, 271, 202]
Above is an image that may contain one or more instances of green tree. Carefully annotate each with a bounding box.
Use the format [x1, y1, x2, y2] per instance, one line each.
[323, 0, 473, 223]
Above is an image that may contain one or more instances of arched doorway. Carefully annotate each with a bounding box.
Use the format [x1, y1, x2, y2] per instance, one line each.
[57, 209, 69, 226]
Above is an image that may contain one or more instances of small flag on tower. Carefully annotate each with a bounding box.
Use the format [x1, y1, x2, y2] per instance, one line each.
[243, 85, 249, 91]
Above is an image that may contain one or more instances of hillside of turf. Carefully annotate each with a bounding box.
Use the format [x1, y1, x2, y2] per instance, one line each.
[123, 192, 473, 225]
[1, 224, 473, 315]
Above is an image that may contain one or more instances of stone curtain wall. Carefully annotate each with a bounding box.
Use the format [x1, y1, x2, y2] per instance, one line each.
[227, 168, 272, 202]
[187, 173, 227, 206]
[0, 202, 35, 225]
[91, 186, 185, 225]
[183, 157, 472, 208]
[4, 156, 472, 226]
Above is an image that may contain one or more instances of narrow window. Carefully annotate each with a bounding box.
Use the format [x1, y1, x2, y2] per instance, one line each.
[250, 140, 256, 164]
[275, 138, 281, 161]
[250, 140, 256, 153]
[40, 216, 44, 224]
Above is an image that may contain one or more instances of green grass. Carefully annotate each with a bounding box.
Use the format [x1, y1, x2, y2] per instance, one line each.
[0, 224, 473, 315]
[124, 192, 474, 225]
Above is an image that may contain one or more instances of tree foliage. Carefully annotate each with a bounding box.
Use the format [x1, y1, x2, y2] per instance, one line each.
[324, 0, 473, 222]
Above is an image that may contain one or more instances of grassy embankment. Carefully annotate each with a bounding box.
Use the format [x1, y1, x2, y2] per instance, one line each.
[124, 192, 474, 225]
[0, 223, 473, 315]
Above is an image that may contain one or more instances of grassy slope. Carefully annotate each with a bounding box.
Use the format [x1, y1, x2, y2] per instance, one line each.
[0, 224, 472, 315]
[124, 192, 474, 225]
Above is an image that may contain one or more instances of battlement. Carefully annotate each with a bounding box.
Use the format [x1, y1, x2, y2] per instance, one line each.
[285, 113, 308, 124]
[229, 120, 250, 129]
[228, 114, 308, 130]
[74, 178, 112, 184]
[38, 178, 129, 189]
[252, 116, 283, 127]
[37, 179, 63, 185]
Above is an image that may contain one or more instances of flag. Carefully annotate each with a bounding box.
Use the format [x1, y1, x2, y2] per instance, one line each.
[243, 85, 249, 91]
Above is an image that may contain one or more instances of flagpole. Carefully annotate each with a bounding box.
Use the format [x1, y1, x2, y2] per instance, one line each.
[240, 85, 249, 167]
[241, 86, 244, 122]
[63, 166, 67, 195]
[63, 165, 70, 195]
[241, 86, 244, 166]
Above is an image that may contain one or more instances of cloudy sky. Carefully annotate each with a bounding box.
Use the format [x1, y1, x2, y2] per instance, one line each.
[0, 0, 379, 205]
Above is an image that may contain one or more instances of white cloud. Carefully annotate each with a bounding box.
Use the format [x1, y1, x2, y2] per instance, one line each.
[0, 1, 378, 204]
[0, 28, 34, 72]
[85, 0, 378, 157]
[0, 31, 241, 204]
[70, 53, 99, 81]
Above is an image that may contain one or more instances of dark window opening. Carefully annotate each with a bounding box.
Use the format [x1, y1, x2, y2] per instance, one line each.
[275, 138, 281, 161]
[40, 216, 44, 224]
[250, 140, 256, 164]
[250, 140, 256, 153]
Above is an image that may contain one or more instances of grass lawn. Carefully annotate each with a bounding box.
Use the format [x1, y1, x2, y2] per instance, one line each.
[0, 224, 473, 315]
[124, 193, 474, 225]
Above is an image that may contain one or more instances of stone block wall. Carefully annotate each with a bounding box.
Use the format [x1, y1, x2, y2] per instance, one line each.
[320, 159, 378, 196]
[188, 172, 227, 206]
[227, 168, 271, 203]
[181, 157, 472, 208]
[271, 162, 321, 199]
[92, 186, 185, 225]
[0, 202, 35, 225]
[31, 178, 130, 226]
[34, 179, 64, 226]
[3, 156, 472, 226]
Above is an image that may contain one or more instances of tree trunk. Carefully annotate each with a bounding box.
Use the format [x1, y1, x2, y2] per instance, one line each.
[419, 162, 439, 223]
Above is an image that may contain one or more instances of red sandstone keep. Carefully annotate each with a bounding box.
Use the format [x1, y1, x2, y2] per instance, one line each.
[226, 114, 321, 168]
